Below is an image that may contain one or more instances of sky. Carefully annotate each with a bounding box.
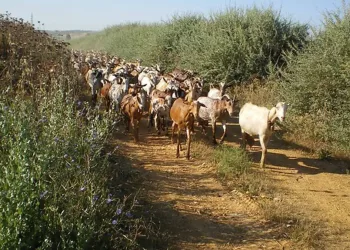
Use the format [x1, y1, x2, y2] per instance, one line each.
[1, 0, 345, 31]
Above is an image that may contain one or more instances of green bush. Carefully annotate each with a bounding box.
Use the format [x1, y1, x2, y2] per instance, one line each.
[0, 13, 154, 249]
[281, 4, 350, 155]
[0, 81, 147, 249]
[214, 145, 251, 179]
[71, 7, 308, 83]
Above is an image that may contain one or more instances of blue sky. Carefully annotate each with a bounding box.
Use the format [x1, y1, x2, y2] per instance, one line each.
[1, 0, 344, 31]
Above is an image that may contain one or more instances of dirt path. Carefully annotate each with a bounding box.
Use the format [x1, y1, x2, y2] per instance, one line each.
[113, 116, 350, 249]
[113, 120, 288, 249]
[222, 118, 350, 249]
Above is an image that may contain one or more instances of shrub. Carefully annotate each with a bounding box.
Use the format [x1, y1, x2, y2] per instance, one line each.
[71, 6, 308, 83]
[281, 3, 350, 156]
[214, 145, 251, 179]
[0, 13, 155, 249]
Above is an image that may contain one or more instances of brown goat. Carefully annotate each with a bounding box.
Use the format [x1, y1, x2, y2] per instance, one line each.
[170, 98, 203, 159]
[120, 93, 143, 142]
[100, 81, 112, 112]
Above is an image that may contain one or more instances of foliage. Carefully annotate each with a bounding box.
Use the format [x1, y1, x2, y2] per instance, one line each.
[0, 12, 155, 249]
[214, 145, 251, 179]
[281, 4, 350, 156]
[71, 7, 308, 83]
[70, 23, 165, 66]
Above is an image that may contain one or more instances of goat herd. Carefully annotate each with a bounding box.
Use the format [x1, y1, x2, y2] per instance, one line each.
[72, 50, 288, 167]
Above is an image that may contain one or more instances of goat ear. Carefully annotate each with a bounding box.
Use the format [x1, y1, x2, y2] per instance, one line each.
[221, 94, 230, 101]
[269, 107, 277, 119]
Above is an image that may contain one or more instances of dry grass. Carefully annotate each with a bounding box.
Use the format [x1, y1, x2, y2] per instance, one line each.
[190, 139, 325, 249]
[260, 200, 325, 250]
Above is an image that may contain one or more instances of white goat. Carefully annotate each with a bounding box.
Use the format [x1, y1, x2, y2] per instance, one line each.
[139, 72, 159, 111]
[108, 76, 130, 113]
[150, 97, 170, 135]
[208, 82, 233, 99]
[239, 102, 288, 168]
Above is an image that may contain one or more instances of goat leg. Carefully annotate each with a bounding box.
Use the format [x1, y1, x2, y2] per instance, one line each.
[241, 131, 247, 149]
[91, 93, 97, 107]
[212, 121, 217, 144]
[186, 127, 191, 160]
[176, 128, 181, 158]
[133, 119, 139, 142]
[171, 122, 177, 143]
[259, 134, 268, 168]
[105, 97, 110, 112]
[124, 115, 130, 134]
[164, 117, 168, 136]
[219, 120, 227, 144]
[148, 112, 154, 128]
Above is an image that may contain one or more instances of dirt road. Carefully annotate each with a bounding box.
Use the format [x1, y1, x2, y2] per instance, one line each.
[112, 116, 350, 249]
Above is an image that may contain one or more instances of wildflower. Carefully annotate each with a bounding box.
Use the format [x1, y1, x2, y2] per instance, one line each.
[106, 198, 112, 204]
[40, 191, 48, 199]
[76, 165, 81, 169]
[126, 211, 132, 218]
[80, 187, 86, 192]
[3, 106, 9, 111]
[116, 208, 122, 215]
[71, 159, 75, 163]
[92, 130, 98, 139]
[134, 200, 139, 205]
[93, 194, 99, 202]
[112, 219, 118, 225]
[77, 101, 82, 106]
[63, 154, 68, 158]
[54, 137, 59, 143]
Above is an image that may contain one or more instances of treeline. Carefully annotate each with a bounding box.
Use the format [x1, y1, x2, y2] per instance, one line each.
[71, 7, 308, 83]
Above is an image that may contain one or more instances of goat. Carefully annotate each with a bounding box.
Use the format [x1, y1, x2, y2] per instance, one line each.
[197, 95, 236, 144]
[150, 97, 170, 135]
[108, 74, 130, 112]
[170, 98, 204, 159]
[208, 82, 233, 99]
[184, 77, 203, 103]
[239, 102, 288, 168]
[120, 93, 144, 142]
[156, 75, 177, 93]
[139, 72, 160, 112]
[148, 89, 172, 131]
[85, 68, 104, 106]
[100, 80, 112, 112]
